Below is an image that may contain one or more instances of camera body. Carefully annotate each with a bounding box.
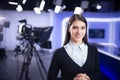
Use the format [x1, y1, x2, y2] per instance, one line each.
[17, 19, 53, 49]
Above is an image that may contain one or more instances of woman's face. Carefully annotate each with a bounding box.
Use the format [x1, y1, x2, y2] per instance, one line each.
[69, 20, 86, 44]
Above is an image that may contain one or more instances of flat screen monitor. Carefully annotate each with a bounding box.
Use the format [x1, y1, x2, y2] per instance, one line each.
[33, 27, 53, 42]
[89, 29, 105, 38]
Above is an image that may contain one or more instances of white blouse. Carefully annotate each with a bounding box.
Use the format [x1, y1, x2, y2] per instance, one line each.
[64, 41, 88, 67]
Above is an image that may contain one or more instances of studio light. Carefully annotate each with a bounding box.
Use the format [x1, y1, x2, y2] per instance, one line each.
[54, 5, 66, 13]
[34, 0, 45, 14]
[39, 0, 45, 11]
[74, 7, 83, 14]
[96, 4, 101, 10]
[8, 2, 18, 5]
[22, 0, 27, 4]
[54, 5, 62, 13]
[16, 4, 23, 12]
[9, 0, 24, 12]
[34, 7, 41, 14]
[8, 0, 18, 5]
[53, 0, 63, 13]
[9, 0, 27, 5]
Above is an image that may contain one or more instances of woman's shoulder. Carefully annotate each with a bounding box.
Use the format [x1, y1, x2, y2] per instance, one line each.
[88, 44, 97, 50]
[52, 47, 66, 58]
[54, 47, 65, 53]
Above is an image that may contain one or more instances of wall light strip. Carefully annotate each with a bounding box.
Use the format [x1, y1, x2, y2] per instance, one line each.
[98, 49, 120, 61]
[87, 18, 120, 22]
[0, 16, 6, 21]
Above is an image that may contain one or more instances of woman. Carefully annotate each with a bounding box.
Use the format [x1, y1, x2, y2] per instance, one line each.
[47, 14, 101, 80]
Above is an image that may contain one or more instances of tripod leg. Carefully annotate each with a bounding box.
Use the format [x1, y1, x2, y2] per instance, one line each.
[35, 53, 45, 80]
[19, 52, 32, 80]
[33, 46, 48, 75]
[19, 57, 27, 80]
[22, 42, 29, 55]
[14, 45, 21, 57]
[15, 52, 18, 57]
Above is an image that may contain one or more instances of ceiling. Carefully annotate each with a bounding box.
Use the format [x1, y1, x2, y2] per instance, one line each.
[0, 0, 120, 12]
[0, 0, 38, 10]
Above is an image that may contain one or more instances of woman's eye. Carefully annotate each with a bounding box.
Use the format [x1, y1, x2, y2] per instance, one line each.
[81, 26, 86, 30]
[72, 26, 86, 30]
[72, 26, 78, 29]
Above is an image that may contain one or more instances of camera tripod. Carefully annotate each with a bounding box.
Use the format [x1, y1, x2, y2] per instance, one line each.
[18, 39, 47, 80]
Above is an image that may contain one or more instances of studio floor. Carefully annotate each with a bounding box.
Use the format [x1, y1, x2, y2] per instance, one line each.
[1, 49, 120, 80]
[0, 50, 53, 80]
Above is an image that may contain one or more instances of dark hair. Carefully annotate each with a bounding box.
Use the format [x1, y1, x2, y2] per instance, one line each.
[63, 14, 88, 45]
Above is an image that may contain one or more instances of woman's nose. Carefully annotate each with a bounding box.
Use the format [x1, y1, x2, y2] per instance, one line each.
[77, 28, 82, 33]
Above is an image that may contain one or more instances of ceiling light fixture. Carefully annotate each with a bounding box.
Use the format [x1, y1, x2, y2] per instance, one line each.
[39, 0, 45, 11]
[22, 0, 27, 4]
[53, 0, 63, 13]
[8, 0, 18, 5]
[74, 7, 83, 14]
[34, 0, 45, 14]
[34, 7, 41, 14]
[16, 4, 23, 12]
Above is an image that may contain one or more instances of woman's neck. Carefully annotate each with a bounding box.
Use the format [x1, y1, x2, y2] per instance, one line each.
[70, 40, 82, 45]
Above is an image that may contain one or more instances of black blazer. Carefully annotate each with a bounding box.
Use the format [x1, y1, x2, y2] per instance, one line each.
[47, 45, 101, 80]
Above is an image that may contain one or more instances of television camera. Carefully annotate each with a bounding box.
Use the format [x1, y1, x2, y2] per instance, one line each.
[15, 19, 53, 80]
[17, 19, 53, 49]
